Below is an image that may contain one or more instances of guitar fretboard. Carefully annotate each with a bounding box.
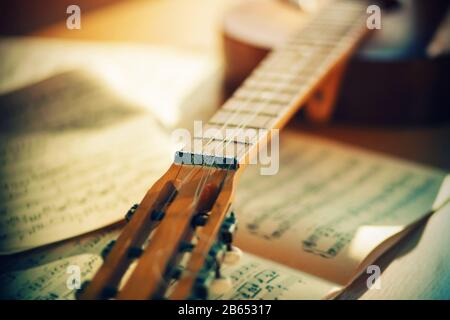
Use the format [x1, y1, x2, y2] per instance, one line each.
[176, 0, 369, 169]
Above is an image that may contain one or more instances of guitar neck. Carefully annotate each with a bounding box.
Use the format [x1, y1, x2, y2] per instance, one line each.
[176, 0, 369, 169]
[80, 0, 373, 301]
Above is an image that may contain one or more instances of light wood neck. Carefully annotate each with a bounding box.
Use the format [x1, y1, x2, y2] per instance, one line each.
[176, 0, 369, 170]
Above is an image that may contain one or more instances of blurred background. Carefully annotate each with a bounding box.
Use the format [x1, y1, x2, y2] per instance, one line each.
[1, 0, 448, 169]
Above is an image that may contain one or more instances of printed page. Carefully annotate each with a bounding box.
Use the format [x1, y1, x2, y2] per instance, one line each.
[0, 254, 102, 300]
[214, 253, 340, 300]
[339, 202, 450, 300]
[0, 37, 220, 128]
[0, 37, 222, 254]
[0, 241, 339, 300]
[0, 113, 173, 254]
[234, 131, 447, 285]
[0, 224, 122, 274]
[0, 224, 120, 299]
[0, 69, 174, 254]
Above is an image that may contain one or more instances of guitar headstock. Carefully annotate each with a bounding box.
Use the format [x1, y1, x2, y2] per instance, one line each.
[78, 163, 239, 300]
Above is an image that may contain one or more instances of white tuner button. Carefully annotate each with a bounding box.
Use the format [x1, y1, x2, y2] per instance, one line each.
[223, 246, 242, 265]
[210, 277, 232, 296]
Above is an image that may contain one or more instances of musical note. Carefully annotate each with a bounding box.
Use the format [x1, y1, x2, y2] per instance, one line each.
[0, 254, 102, 299]
[212, 253, 338, 300]
[0, 37, 221, 254]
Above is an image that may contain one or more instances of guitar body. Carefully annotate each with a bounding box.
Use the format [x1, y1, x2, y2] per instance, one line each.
[223, 0, 450, 124]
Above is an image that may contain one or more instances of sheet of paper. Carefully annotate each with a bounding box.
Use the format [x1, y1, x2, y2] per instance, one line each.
[0, 36, 222, 254]
[0, 223, 120, 299]
[0, 37, 220, 128]
[340, 202, 450, 299]
[234, 131, 447, 285]
[214, 253, 340, 300]
[0, 114, 173, 254]
[0, 254, 102, 300]
[0, 68, 175, 254]
[0, 224, 121, 274]
[0, 247, 338, 300]
[0, 221, 337, 300]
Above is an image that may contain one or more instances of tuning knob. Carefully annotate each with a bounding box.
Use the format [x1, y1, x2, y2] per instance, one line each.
[209, 276, 233, 296]
[223, 246, 242, 265]
[125, 204, 139, 222]
[75, 280, 91, 299]
[101, 240, 116, 260]
[191, 213, 209, 227]
[220, 212, 237, 244]
[150, 210, 165, 221]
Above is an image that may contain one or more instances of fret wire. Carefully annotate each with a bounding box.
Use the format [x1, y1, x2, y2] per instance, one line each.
[207, 121, 267, 131]
[222, 105, 280, 118]
[195, 124, 264, 146]
[232, 13, 361, 160]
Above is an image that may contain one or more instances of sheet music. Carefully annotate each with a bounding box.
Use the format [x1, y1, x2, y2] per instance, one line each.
[0, 68, 175, 254]
[339, 202, 450, 299]
[0, 223, 337, 300]
[0, 37, 220, 128]
[235, 131, 447, 285]
[214, 253, 339, 300]
[0, 114, 172, 254]
[0, 254, 102, 300]
[1, 128, 446, 299]
[0, 248, 338, 300]
[0, 37, 221, 254]
[0, 223, 121, 299]
[0, 224, 121, 274]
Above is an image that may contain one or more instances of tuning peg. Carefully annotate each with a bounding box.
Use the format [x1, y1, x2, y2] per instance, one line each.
[209, 276, 233, 296]
[191, 270, 215, 300]
[178, 241, 195, 252]
[191, 213, 209, 227]
[171, 266, 184, 280]
[220, 211, 237, 244]
[125, 204, 139, 222]
[100, 286, 118, 299]
[101, 240, 116, 260]
[127, 246, 143, 258]
[75, 280, 91, 299]
[76, 281, 118, 300]
[208, 243, 226, 263]
[150, 209, 165, 221]
[223, 246, 242, 265]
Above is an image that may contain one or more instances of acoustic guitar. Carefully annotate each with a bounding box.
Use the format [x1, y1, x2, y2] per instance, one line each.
[79, 0, 372, 300]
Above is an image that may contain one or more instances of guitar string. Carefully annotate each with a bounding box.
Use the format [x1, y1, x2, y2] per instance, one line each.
[198, 0, 359, 167]
[167, 0, 363, 279]
[185, 1, 357, 189]
[198, 0, 351, 152]
[178, 0, 364, 248]
[178, 1, 364, 201]
[151, 2, 364, 291]
[214, 6, 366, 166]
[171, 4, 368, 295]
[98, 2, 364, 297]
[171, 9, 346, 279]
